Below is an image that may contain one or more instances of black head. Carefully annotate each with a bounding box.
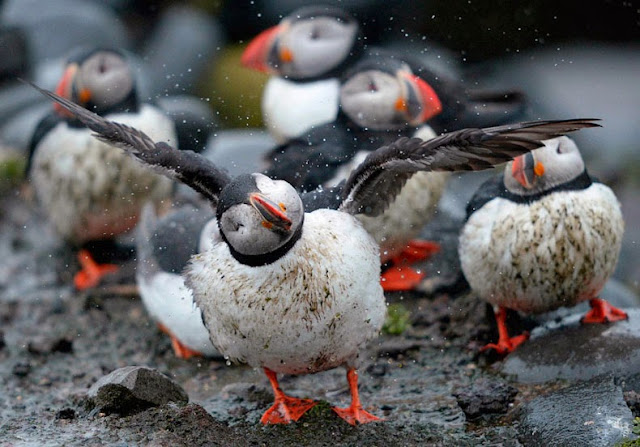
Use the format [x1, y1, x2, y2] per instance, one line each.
[241, 5, 362, 80]
[339, 54, 443, 130]
[54, 47, 137, 117]
[216, 174, 305, 265]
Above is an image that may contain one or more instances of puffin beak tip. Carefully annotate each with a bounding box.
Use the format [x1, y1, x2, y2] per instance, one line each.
[249, 193, 292, 232]
[242, 25, 282, 73]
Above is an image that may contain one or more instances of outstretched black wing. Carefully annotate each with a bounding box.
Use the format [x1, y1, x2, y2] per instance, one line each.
[28, 82, 231, 204]
[339, 119, 600, 216]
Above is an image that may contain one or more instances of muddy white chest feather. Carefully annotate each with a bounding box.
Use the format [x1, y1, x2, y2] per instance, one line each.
[459, 184, 623, 313]
[185, 209, 386, 375]
[31, 105, 175, 243]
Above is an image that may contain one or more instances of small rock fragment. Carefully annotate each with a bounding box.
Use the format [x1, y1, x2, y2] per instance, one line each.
[28, 336, 73, 354]
[454, 377, 517, 420]
[12, 361, 31, 377]
[0, 330, 5, 350]
[624, 390, 640, 417]
[87, 366, 188, 415]
[55, 408, 76, 420]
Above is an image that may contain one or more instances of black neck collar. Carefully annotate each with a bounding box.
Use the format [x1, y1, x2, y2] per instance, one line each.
[221, 215, 305, 267]
[500, 169, 593, 204]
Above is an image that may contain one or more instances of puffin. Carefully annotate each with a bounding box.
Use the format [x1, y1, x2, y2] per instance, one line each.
[27, 48, 177, 289]
[263, 53, 522, 291]
[31, 80, 596, 425]
[136, 202, 219, 359]
[242, 6, 526, 142]
[459, 136, 627, 355]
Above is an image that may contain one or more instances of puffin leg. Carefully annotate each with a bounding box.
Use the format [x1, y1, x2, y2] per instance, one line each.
[157, 323, 202, 359]
[332, 368, 381, 425]
[581, 298, 628, 324]
[261, 368, 317, 424]
[380, 240, 440, 292]
[169, 336, 202, 359]
[73, 249, 119, 290]
[394, 239, 441, 264]
[480, 306, 529, 355]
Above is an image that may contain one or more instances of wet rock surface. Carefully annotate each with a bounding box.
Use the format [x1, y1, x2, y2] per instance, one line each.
[519, 376, 635, 446]
[87, 366, 189, 415]
[454, 377, 518, 420]
[502, 309, 640, 384]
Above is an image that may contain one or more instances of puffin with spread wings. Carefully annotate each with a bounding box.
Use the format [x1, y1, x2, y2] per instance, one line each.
[30, 82, 597, 425]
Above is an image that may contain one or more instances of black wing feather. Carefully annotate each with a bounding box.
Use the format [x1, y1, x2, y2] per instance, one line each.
[339, 119, 600, 216]
[28, 82, 231, 203]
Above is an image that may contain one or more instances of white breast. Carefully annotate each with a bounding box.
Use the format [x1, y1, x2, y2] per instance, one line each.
[262, 77, 340, 144]
[186, 209, 386, 375]
[137, 271, 219, 356]
[31, 105, 176, 243]
[459, 184, 624, 314]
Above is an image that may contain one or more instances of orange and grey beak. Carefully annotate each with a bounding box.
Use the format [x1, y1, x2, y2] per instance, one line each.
[249, 193, 292, 232]
[512, 152, 545, 188]
[242, 25, 289, 73]
[53, 63, 78, 117]
[396, 70, 442, 126]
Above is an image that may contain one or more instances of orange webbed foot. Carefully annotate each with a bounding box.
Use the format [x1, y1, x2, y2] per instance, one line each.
[261, 395, 318, 424]
[380, 265, 425, 292]
[261, 368, 317, 425]
[581, 298, 628, 324]
[332, 405, 381, 426]
[74, 249, 118, 290]
[332, 368, 381, 426]
[394, 239, 440, 264]
[480, 332, 529, 355]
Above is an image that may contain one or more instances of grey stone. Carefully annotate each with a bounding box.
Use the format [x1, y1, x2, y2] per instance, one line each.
[453, 377, 517, 420]
[2, 0, 130, 65]
[519, 376, 635, 446]
[502, 309, 640, 384]
[141, 5, 223, 97]
[203, 129, 276, 177]
[87, 366, 188, 414]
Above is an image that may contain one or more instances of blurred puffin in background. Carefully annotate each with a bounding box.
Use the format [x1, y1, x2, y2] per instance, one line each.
[28, 47, 177, 290]
[242, 6, 526, 143]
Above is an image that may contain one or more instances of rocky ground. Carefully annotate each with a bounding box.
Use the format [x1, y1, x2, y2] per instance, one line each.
[1, 2, 640, 445]
[2, 180, 640, 446]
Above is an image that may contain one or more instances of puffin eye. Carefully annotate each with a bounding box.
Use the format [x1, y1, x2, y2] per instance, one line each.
[279, 202, 287, 211]
[556, 145, 562, 154]
[368, 81, 377, 93]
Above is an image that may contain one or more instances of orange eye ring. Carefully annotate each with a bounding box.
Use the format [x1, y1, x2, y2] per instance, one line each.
[278, 202, 287, 212]
[280, 47, 294, 63]
[78, 88, 92, 104]
[394, 98, 408, 112]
